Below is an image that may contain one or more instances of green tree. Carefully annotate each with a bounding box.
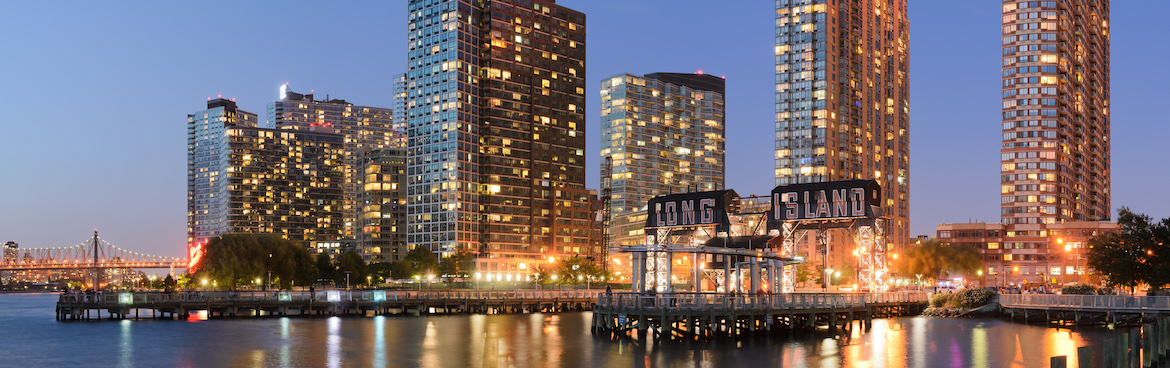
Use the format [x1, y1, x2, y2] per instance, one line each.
[403, 246, 439, 276]
[1087, 207, 1170, 292]
[368, 262, 394, 284]
[334, 251, 369, 287]
[554, 256, 607, 284]
[315, 254, 336, 285]
[191, 234, 318, 290]
[894, 239, 982, 284]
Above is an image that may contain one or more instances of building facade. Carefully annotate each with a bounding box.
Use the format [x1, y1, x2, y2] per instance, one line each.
[188, 99, 347, 246]
[356, 148, 409, 262]
[268, 86, 397, 242]
[599, 72, 726, 247]
[773, 0, 911, 250]
[934, 0, 1112, 289]
[404, 0, 589, 275]
[1000, 0, 1110, 225]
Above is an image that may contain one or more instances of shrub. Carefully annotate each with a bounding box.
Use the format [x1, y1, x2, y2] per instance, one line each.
[1062, 284, 1097, 295]
[1097, 287, 1116, 295]
[930, 293, 952, 307]
[952, 288, 996, 308]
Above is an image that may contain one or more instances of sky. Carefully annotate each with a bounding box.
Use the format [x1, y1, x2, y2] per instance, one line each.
[1, 1, 1167, 259]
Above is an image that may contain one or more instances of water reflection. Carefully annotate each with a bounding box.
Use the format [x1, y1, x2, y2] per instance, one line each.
[326, 316, 341, 368]
[119, 320, 132, 368]
[0, 293, 1132, 368]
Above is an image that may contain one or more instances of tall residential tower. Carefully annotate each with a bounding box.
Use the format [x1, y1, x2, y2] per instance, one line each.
[405, 0, 589, 275]
[600, 72, 726, 247]
[773, 0, 911, 249]
[1000, 0, 1110, 225]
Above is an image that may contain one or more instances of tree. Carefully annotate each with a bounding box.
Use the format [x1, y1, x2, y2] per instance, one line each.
[334, 251, 368, 287]
[1087, 207, 1170, 292]
[191, 234, 318, 290]
[554, 256, 607, 284]
[894, 239, 982, 284]
[315, 254, 336, 285]
[403, 246, 439, 276]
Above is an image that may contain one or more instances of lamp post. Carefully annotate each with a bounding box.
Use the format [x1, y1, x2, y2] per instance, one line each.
[344, 271, 352, 291]
[915, 274, 922, 292]
[825, 268, 835, 292]
[414, 275, 421, 291]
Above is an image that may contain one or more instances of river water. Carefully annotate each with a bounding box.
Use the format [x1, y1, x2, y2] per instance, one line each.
[1, 292, 1126, 367]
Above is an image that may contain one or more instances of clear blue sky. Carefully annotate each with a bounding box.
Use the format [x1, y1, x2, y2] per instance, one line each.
[1, 1, 1166, 259]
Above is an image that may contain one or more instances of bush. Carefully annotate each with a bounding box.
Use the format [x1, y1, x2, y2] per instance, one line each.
[1062, 284, 1097, 295]
[930, 293, 952, 307]
[1097, 287, 1116, 295]
[952, 288, 996, 308]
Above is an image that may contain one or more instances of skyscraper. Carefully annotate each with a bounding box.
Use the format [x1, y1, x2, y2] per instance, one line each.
[600, 72, 726, 247]
[935, 1, 1112, 288]
[187, 99, 346, 245]
[1000, 0, 1110, 225]
[356, 148, 408, 262]
[268, 86, 397, 241]
[773, 0, 911, 249]
[405, 0, 589, 275]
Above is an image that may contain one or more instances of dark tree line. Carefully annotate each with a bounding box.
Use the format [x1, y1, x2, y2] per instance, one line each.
[191, 234, 317, 290]
[1087, 208, 1170, 292]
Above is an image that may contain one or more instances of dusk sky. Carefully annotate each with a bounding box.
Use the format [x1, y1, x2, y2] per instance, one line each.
[1, 1, 1166, 259]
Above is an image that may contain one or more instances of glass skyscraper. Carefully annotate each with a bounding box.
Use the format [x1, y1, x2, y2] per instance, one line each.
[773, 0, 910, 249]
[600, 72, 726, 247]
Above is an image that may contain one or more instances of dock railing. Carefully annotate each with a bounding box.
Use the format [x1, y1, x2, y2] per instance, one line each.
[58, 289, 600, 305]
[596, 292, 927, 311]
[1000, 294, 1170, 310]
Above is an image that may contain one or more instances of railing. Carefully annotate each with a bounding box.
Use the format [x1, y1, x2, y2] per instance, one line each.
[1001, 294, 1170, 310]
[57, 289, 600, 305]
[595, 292, 928, 311]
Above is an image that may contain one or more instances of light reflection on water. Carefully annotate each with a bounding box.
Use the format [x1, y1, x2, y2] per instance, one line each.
[0, 293, 1128, 367]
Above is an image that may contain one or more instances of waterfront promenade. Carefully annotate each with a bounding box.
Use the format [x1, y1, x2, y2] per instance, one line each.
[56, 289, 597, 320]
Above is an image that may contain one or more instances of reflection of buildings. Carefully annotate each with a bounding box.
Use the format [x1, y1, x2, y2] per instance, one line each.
[935, 0, 1113, 289]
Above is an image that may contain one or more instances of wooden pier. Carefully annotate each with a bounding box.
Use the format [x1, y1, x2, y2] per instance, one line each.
[591, 291, 927, 339]
[55, 289, 596, 321]
[1000, 294, 1170, 327]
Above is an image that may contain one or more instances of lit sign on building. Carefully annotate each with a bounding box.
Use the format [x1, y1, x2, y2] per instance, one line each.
[645, 190, 737, 230]
[188, 239, 206, 271]
[769, 180, 881, 222]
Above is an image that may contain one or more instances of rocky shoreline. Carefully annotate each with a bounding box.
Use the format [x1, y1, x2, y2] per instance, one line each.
[920, 303, 1000, 318]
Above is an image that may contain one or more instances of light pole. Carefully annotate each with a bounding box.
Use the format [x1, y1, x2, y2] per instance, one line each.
[915, 274, 922, 292]
[344, 271, 352, 291]
[414, 275, 421, 291]
[825, 268, 835, 292]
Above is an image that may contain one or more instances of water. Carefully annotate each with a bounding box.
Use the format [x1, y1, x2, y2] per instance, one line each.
[1, 293, 1125, 367]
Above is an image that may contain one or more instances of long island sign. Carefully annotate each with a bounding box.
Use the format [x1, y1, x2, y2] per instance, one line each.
[770, 180, 882, 221]
[643, 181, 882, 232]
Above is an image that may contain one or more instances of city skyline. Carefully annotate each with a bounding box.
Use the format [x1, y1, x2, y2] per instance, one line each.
[1, 1, 1167, 258]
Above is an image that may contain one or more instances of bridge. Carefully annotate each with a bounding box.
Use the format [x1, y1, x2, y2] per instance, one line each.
[56, 289, 596, 321]
[1000, 294, 1170, 326]
[0, 231, 187, 272]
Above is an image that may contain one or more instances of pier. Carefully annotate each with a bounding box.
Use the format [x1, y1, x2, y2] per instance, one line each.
[55, 289, 596, 321]
[591, 291, 927, 339]
[1000, 294, 1170, 326]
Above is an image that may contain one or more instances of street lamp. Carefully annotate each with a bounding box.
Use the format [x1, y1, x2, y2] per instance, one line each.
[414, 275, 421, 291]
[825, 268, 835, 292]
[344, 271, 352, 291]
